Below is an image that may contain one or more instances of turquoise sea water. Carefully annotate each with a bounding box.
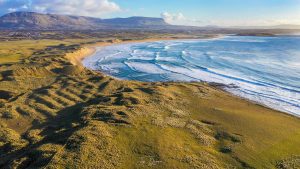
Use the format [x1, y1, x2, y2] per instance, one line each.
[83, 36, 300, 116]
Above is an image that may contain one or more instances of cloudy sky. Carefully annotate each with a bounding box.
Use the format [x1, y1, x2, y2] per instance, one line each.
[0, 0, 299, 26]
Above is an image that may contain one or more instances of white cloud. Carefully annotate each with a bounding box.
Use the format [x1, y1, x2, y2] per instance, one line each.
[161, 12, 206, 26]
[7, 8, 17, 12]
[161, 12, 186, 25]
[4, 1, 30, 14]
[2, 0, 121, 17]
[20, 5, 28, 9]
[31, 0, 121, 17]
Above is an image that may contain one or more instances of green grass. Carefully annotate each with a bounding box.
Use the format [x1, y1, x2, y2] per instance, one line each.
[0, 40, 67, 63]
[181, 84, 300, 168]
[0, 39, 97, 64]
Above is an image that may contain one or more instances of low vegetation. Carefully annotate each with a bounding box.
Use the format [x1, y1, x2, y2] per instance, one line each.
[0, 32, 299, 168]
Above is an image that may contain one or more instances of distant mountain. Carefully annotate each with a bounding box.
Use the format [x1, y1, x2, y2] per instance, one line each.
[231, 24, 300, 30]
[0, 12, 169, 30]
[270, 24, 300, 29]
[2, 12, 299, 32]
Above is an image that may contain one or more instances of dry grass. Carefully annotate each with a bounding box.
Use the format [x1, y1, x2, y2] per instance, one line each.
[0, 39, 96, 64]
[0, 36, 299, 169]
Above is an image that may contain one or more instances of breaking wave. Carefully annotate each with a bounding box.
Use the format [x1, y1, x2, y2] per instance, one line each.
[83, 36, 300, 116]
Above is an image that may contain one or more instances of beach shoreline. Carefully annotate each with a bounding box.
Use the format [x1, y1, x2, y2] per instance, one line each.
[66, 35, 224, 66]
[65, 38, 181, 66]
[72, 36, 300, 118]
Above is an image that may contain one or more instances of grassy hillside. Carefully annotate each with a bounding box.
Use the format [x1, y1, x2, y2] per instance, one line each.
[0, 37, 299, 169]
[0, 39, 98, 64]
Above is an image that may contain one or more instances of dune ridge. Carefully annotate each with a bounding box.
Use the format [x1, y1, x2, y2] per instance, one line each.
[0, 36, 299, 168]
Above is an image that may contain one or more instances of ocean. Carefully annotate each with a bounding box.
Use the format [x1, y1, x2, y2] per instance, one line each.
[83, 35, 300, 116]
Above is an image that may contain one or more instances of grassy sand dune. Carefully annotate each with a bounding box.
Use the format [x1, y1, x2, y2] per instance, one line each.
[0, 37, 299, 169]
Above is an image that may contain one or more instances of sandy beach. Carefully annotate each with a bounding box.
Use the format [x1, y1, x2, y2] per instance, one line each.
[67, 34, 226, 67]
[65, 37, 195, 66]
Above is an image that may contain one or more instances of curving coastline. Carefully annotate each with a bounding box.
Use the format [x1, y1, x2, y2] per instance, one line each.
[65, 47, 96, 66]
[78, 36, 300, 117]
[65, 36, 224, 66]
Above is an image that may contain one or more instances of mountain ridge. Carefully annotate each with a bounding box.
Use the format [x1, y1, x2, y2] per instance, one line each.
[0, 12, 170, 30]
[1, 12, 300, 31]
[230, 24, 300, 30]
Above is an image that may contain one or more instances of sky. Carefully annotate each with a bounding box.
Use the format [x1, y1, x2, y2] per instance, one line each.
[0, 0, 299, 26]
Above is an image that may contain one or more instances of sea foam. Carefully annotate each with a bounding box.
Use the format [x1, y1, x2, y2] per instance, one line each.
[83, 36, 300, 116]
